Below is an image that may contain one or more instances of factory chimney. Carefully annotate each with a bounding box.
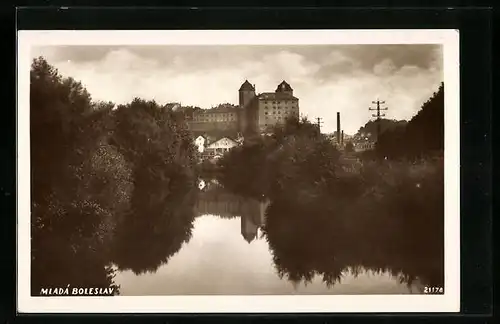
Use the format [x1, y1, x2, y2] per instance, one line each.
[337, 112, 341, 145]
[341, 130, 344, 146]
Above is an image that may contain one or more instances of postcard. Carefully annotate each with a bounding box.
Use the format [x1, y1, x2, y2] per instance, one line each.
[17, 29, 460, 313]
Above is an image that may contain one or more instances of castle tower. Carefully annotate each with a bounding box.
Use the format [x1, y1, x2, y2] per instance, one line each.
[238, 80, 257, 135]
[241, 214, 258, 243]
[275, 80, 293, 97]
[239, 80, 256, 108]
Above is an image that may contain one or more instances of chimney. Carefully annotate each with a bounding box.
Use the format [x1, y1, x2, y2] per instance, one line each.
[337, 112, 341, 144]
[341, 130, 344, 146]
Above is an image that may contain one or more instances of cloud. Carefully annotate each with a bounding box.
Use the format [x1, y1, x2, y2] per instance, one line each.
[31, 44, 443, 134]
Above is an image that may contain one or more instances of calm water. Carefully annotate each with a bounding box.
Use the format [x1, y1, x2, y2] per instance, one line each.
[114, 179, 425, 295]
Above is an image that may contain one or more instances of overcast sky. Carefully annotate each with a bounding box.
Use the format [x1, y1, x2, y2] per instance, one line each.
[31, 44, 442, 134]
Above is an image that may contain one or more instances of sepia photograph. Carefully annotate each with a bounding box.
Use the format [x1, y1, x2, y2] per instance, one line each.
[17, 30, 460, 313]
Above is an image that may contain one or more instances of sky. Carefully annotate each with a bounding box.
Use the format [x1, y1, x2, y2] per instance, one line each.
[31, 44, 443, 134]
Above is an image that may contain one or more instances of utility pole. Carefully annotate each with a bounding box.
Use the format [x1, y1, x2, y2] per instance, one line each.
[369, 100, 388, 140]
[316, 117, 323, 133]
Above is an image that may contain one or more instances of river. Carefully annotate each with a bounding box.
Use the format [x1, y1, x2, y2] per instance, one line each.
[113, 179, 425, 295]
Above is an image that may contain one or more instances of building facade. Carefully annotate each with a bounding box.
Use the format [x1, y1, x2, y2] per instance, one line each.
[186, 105, 242, 134]
[205, 137, 239, 156]
[197, 135, 240, 160]
[241, 80, 300, 134]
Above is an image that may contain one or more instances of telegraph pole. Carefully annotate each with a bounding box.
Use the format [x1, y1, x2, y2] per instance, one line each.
[316, 117, 323, 133]
[369, 100, 388, 140]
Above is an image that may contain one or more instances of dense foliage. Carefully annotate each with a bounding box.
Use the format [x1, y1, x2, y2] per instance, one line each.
[30, 57, 126, 295]
[30, 58, 198, 294]
[217, 116, 345, 203]
[357, 118, 408, 139]
[107, 99, 199, 274]
[110, 98, 198, 193]
[376, 83, 444, 160]
[263, 159, 444, 288]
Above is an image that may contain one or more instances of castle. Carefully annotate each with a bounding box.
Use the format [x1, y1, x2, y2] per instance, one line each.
[185, 80, 300, 137]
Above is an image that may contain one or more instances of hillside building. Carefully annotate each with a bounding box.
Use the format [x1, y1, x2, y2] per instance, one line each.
[241, 80, 300, 134]
[185, 80, 300, 136]
[186, 104, 241, 135]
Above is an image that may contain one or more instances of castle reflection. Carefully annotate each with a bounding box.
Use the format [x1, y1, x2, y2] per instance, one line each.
[195, 179, 269, 243]
[112, 178, 436, 295]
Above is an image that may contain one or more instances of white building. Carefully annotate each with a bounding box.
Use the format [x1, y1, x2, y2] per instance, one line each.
[194, 135, 206, 153]
[205, 137, 239, 156]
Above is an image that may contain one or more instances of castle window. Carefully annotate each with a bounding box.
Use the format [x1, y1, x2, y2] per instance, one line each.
[265, 112, 268, 115]
[272, 112, 276, 115]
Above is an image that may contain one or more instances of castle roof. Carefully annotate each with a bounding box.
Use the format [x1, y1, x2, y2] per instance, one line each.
[276, 80, 293, 92]
[239, 80, 255, 91]
[257, 92, 298, 100]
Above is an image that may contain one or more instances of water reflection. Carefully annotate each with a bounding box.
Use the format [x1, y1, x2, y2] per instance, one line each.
[195, 178, 268, 243]
[110, 172, 197, 275]
[263, 198, 433, 291]
[114, 178, 428, 295]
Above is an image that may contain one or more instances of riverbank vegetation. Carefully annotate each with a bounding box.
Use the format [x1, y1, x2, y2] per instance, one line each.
[216, 83, 445, 288]
[30, 58, 198, 294]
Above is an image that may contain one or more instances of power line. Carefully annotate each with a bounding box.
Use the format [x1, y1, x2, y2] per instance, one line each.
[369, 100, 388, 140]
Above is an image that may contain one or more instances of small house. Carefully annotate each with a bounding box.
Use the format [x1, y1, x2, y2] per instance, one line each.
[205, 137, 239, 156]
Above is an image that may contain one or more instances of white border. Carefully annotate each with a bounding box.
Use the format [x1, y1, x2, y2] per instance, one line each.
[17, 29, 460, 313]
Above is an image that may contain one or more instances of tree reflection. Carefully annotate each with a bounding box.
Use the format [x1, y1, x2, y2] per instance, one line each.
[111, 172, 197, 275]
[263, 193, 444, 290]
[31, 199, 120, 295]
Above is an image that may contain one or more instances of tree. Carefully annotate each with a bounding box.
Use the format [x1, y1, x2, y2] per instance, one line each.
[30, 57, 124, 295]
[375, 125, 407, 159]
[375, 82, 444, 160]
[357, 119, 408, 140]
[109, 98, 199, 192]
[405, 82, 444, 157]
